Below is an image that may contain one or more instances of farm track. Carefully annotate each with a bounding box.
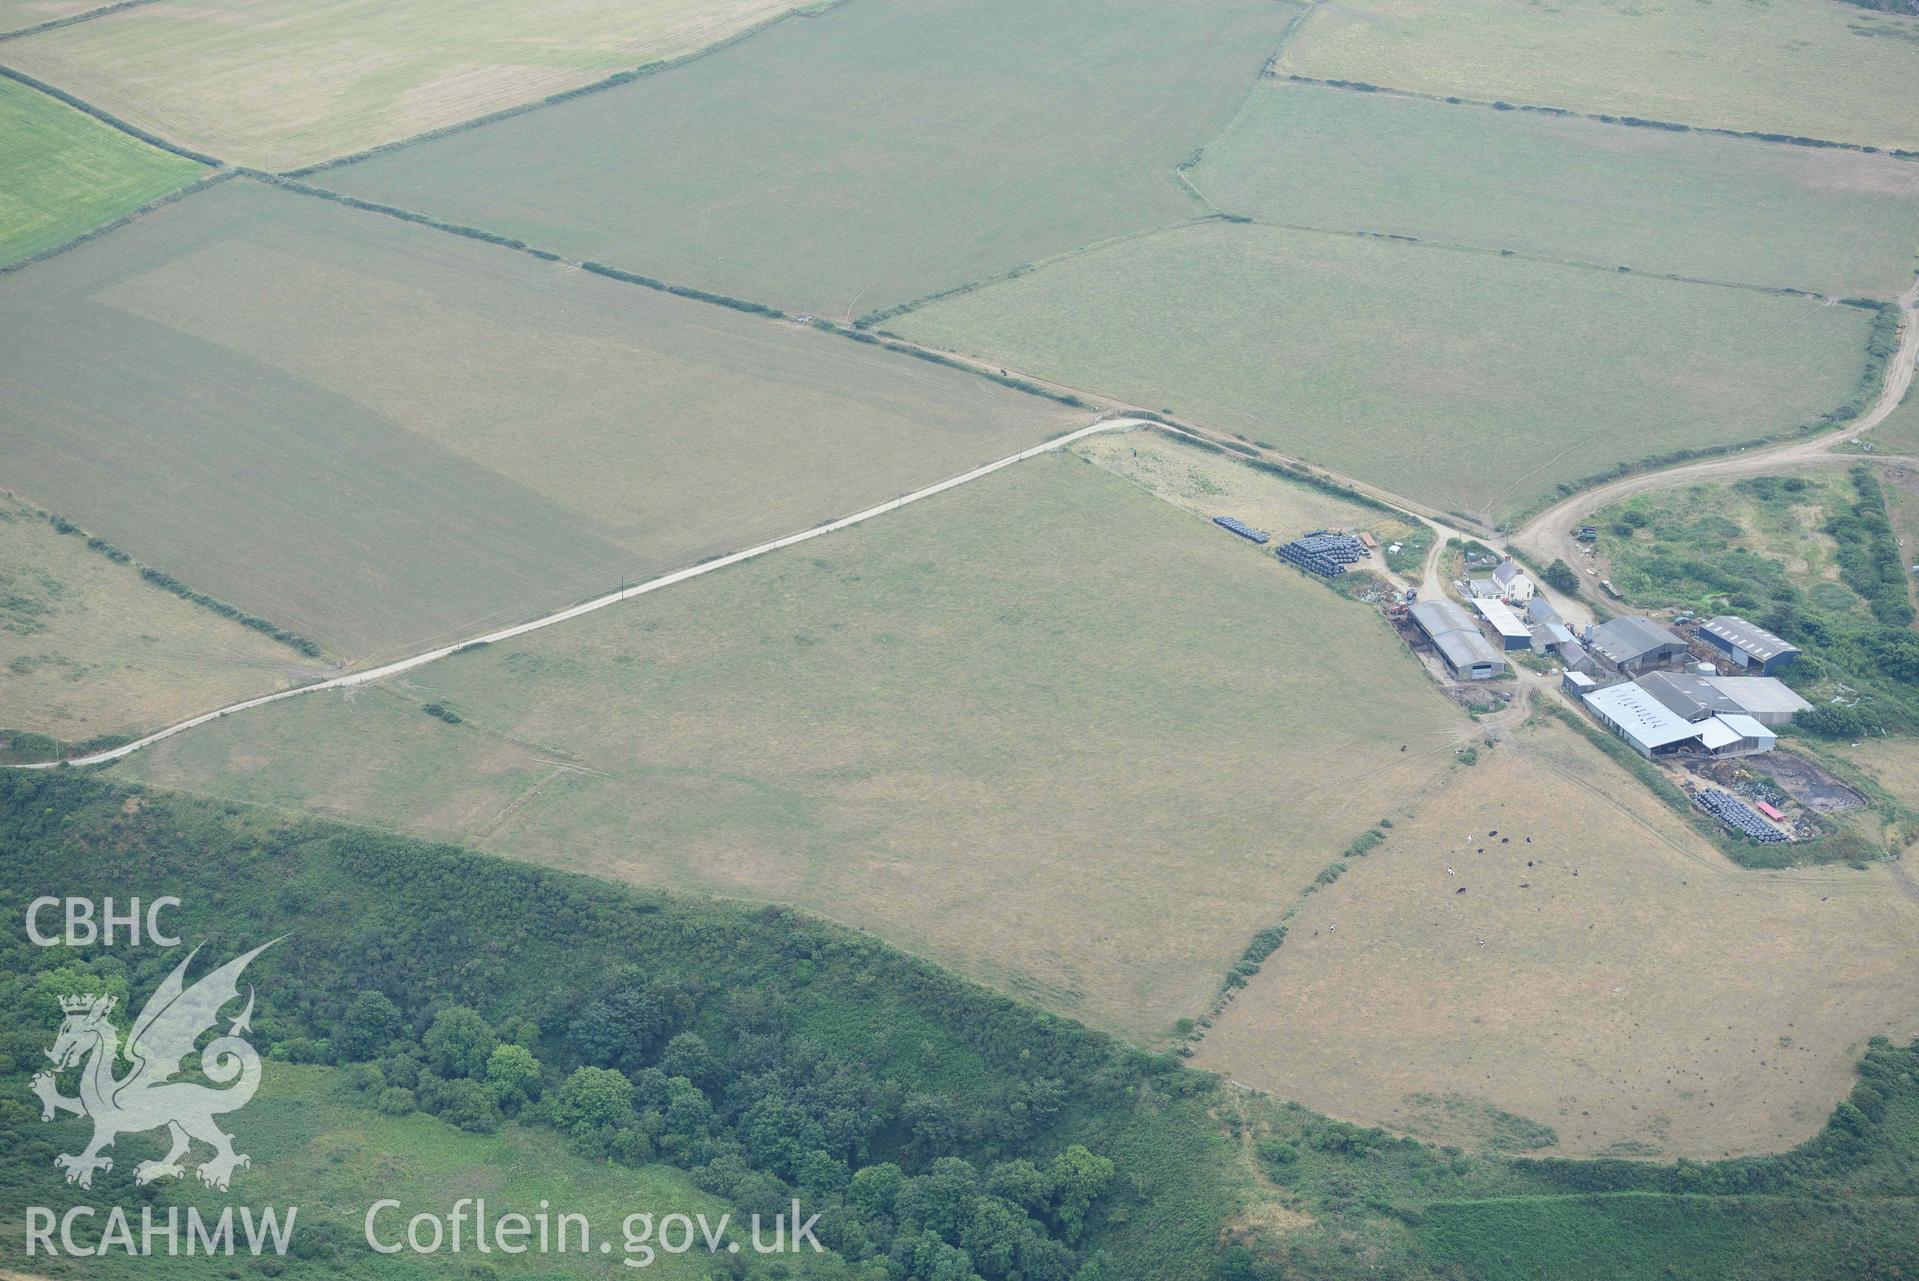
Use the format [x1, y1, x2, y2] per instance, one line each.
[1511, 277, 1919, 579]
[17, 418, 1152, 769]
[0, 59, 1910, 768]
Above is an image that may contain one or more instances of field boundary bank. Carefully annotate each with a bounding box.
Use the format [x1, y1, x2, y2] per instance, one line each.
[0, 165, 229, 273]
[279, 0, 853, 178]
[245, 171, 1091, 409]
[1276, 74, 1919, 163]
[0, 62, 218, 163]
[7, 419, 1147, 771]
[0, 0, 158, 41]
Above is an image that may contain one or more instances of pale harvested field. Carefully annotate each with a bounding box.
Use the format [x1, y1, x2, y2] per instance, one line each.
[0, 0, 104, 33]
[0, 500, 308, 744]
[1279, 0, 1919, 151]
[0, 179, 1082, 665]
[122, 456, 1466, 1039]
[1195, 723, 1919, 1160]
[2, 0, 802, 169]
[1837, 734, 1919, 810]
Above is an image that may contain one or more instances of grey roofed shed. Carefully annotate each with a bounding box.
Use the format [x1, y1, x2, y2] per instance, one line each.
[1699, 615, 1800, 672]
[1410, 600, 1509, 678]
[1702, 676, 1812, 727]
[1635, 670, 1742, 723]
[1587, 615, 1686, 670]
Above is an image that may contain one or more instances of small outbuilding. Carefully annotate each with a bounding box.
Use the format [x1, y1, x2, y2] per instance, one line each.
[1472, 598, 1532, 650]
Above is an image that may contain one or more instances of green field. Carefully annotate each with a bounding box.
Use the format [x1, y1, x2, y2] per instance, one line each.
[0, 499, 310, 754]
[1, 0, 805, 169]
[0, 177, 1084, 665]
[0, 75, 203, 265]
[1192, 82, 1919, 298]
[324, 0, 1294, 320]
[123, 453, 1464, 1040]
[1278, 0, 1919, 151]
[891, 220, 1877, 524]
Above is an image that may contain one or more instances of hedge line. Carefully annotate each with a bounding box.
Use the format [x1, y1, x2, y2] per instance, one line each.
[284, 1, 850, 178]
[0, 170, 233, 276]
[38, 507, 322, 659]
[1280, 74, 1919, 162]
[0, 65, 220, 165]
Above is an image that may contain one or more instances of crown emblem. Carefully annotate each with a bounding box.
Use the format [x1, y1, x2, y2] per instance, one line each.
[58, 993, 110, 1014]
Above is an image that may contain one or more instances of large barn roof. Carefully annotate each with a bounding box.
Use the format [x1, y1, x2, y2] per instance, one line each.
[1701, 616, 1799, 663]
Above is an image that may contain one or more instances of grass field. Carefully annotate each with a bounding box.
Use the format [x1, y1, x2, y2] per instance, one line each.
[1194, 722, 1919, 1160]
[121, 453, 1465, 1040]
[892, 220, 1877, 525]
[1868, 372, 1919, 455]
[1277, 0, 1919, 151]
[0, 75, 203, 265]
[11, 1065, 792, 1280]
[1191, 82, 1919, 299]
[0, 499, 310, 750]
[0, 177, 1084, 665]
[0, 0, 805, 169]
[324, 0, 1294, 320]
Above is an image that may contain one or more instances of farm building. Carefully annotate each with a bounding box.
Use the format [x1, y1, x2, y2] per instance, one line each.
[1525, 597, 1559, 626]
[1583, 681, 1704, 758]
[1530, 621, 1576, 655]
[1587, 616, 1687, 674]
[1557, 637, 1594, 674]
[1563, 670, 1597, 696]
[1410, 600, 1509, 680]
[1636, 670, 1743, 723]
[1465, 578, 1502, 600]
[1471, 598, 1532, 650]
[1696, 714, 1776, 758]
[1492, 558, 1535, 603]
[1583, 680, 1778, 759]
[1698, 615, 1800, 674]
[1701, 676, 1812, 728]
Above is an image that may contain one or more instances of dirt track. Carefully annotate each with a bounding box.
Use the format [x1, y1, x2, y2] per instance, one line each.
[1510, 279, 1919, 579]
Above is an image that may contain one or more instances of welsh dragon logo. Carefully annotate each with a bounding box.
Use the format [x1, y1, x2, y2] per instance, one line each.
[31, 940, 278, 1192]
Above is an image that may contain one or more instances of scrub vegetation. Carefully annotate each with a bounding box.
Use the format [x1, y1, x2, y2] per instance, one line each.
[8, 768, 1919, 1280]
[1595, 469, 1919, 736]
